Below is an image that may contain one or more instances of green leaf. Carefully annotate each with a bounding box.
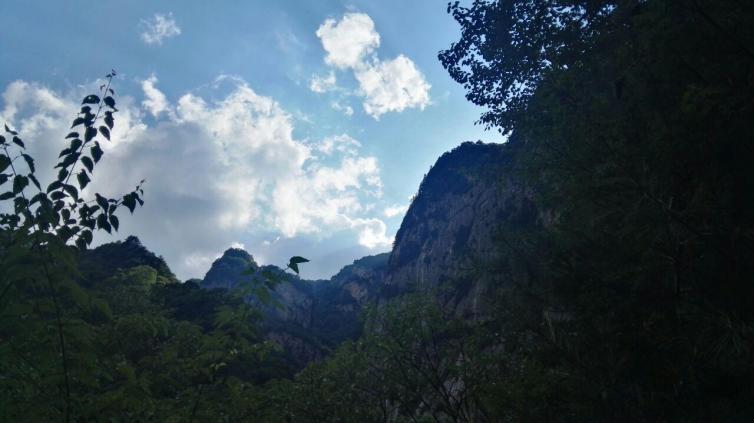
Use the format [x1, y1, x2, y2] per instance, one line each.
[98, 125, 110, 141]
[21, 153, 34, 173]
[104, 96, 116, 108]
[30, 192, 46, 205]
[289, 256, 310, 265]
[82, 94, 100, 104]
[96, 213, 111, 233]
[95, 193, 108, 211]
[77, 170, 90, 189]
[0, 174, 9, 185]
[71, 117, 85, 128]
[56, 152, 79, 170]
[0, 191, 14, 200]
[57, 168, 68, 181]
[91, 143, 103, 163]
[0, 155, 10, 172]
[80, 229, 93, 245]
[84, 126, 97, 142]
[12, 175, 28, 194]
[65, 132, 79, 139]
[28, 173, 41, 190]
[12, 136, 24, 148]
[13, 196, 28, 213]
[62, 184, 78, 200]
[122, 193, 136, 213]
[287, 256, 310, 274]
[109, 214, 119, 231]
[81, 156, 94, 173]
[4, 124, 18, 135]
[50, 191, 66, 201]
[104, 112, 114, 130]
[47, 180, 63, 193]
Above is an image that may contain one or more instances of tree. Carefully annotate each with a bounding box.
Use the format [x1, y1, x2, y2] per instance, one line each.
[0, 71, 147, 421]
[442, 0, 754, 419]
[439, 0, 623, 134]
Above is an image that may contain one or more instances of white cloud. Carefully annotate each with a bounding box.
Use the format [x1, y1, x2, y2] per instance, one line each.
[1, 77, 392, 279]
[331, 101, 354, 116]
[309, 72, 337, 93]
[316, 134, 360, 156]
[354, 218, 392, 249]
[314, 13, 430, 119]
[384, 204, 408, 218]
[140, 13, 181, 45]
[315, 13, 380, 69]
[356, 55, 430, 118]
[141, 75, 169, 118]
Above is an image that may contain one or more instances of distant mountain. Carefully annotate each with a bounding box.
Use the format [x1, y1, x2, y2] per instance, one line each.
[82, 141, 527, 368]
[202, 248, 258, 290]
[79, 235, 177, 284]
[198, 246, 389, 367]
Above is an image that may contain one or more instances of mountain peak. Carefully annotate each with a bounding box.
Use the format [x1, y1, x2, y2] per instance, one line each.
[202, 247, 257, 290]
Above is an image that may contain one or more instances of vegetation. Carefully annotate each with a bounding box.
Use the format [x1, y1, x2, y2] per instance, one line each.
[264, 0, 754, 421]
[2, 0, 754, 421]
[0, 77, 293, 421]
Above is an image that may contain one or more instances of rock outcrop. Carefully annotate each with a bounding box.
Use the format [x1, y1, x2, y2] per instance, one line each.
[384, 141, 538, 318]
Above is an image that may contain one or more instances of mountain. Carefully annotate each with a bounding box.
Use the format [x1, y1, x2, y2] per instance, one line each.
[384, 141, 542, 318]
[199, 247, 389, 367]
[78, 235, 177, 284]
[190, 141, 534, 364]
[81, 141, 524, 368]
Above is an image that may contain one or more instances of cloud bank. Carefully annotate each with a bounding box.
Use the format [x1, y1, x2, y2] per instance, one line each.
[0, 76, 393, 279]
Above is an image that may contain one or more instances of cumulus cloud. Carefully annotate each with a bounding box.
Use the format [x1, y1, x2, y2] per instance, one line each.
[1, 77, 392, 279]
[309, 72, 337, 93]
[356, 55, 431, 118]
[141, 75, 170, 117]
[314, 12, 430, 119]
[315, 13, 380, 69]
[140, 13, 181, 45]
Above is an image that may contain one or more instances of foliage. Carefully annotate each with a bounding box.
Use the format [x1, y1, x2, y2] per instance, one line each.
[4, 0, 754, 420]
[438, 0, 754, 420]
[0, 74, 288, 421]
[258, 0, 754, 421]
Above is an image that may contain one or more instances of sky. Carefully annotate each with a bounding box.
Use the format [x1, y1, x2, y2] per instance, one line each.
[0, 0, 498, 280]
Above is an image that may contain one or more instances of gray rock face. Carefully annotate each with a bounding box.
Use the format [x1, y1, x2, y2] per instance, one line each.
[385, 141, 539, 318]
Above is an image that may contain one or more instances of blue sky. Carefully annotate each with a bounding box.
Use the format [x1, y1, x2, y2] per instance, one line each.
[0, 0, 498, 280]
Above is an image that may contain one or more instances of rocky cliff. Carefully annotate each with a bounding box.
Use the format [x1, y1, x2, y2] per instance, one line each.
[385, 141, 539, 318]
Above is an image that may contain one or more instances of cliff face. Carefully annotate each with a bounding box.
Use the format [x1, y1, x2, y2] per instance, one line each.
[385, 141, 539, 318]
